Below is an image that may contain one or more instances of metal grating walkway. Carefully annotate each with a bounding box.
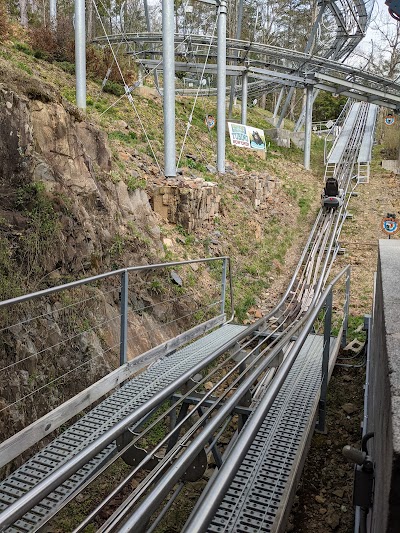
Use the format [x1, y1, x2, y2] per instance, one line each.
[207, 334, 333, 533]
[357, 104, 378, 184]
[357, 104, 378, 163]
[0, 324, 246, 533]
[327, 103, 361, 165]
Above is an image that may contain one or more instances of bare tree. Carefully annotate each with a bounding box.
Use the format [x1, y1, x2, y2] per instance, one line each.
[354, 9, 400, 80]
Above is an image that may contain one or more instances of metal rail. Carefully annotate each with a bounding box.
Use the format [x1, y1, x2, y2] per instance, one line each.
[183, 267, 350, 533]
[0, 104, 376, 532]
[94, 33, 400, 110]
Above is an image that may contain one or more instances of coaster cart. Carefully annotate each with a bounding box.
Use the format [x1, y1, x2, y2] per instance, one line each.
[321, 177, 344, 210]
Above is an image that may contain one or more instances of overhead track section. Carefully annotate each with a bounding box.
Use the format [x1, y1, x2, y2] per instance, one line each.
[102, 33, 400, 111]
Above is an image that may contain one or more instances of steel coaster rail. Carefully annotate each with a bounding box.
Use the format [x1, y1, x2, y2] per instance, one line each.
[97, 321, 307, 531]
[182, 269, 350, 533]
[75, 251, 323, 531]
[0, 104, 367, 530]
[0, 209, 324, 530]
[117, 265, 351, 533]
[109, 100, 367, 532]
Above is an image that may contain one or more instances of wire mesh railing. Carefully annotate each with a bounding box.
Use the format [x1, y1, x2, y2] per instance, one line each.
[0, 257, 233, 463]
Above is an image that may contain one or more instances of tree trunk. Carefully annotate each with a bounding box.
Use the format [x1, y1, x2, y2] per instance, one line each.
[20, 0, 28, 26]
[87, 0, 93, 40]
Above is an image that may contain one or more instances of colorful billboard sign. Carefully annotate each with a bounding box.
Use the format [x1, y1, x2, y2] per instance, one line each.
[227, 122, 266, 151]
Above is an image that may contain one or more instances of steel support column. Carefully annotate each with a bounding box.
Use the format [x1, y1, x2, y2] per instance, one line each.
[217, 0, 227, 174]
[273, 87, 284, 122]
[241, 69, 248, 125]
[276, 87, 294, 128]
[163, 0, 176, 177]
[341, 270, 351, 348]
[75, 0, 86, 110]
[119, 270, 129, 366]
[144, 0, 160, 91]
[304, 85, 313, 170]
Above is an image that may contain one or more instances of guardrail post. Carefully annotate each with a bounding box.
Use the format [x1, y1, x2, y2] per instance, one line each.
[120, 270, 129, 366]
[220, 258, 227, 316]
[317, 289, 332, 433]
[341, 269, 351, 348]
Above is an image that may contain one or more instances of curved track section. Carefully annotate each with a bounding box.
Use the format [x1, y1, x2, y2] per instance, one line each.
[0, 104, 376, 532]
[95, 32, 400, 110]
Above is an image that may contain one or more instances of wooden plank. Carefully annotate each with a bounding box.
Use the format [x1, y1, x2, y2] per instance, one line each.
[0, 315, 226, 468]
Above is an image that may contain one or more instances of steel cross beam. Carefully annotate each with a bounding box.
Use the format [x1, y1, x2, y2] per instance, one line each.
[136, 56, 400, 110]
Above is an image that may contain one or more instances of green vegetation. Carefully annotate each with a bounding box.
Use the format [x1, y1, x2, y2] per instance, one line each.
[126, 174, 146, 191]
[108, 130, 137, 145]
[103, 80, 125, 96]
[13, 41, 33, 55]
[346, 315, 366, 343]
[109, 234, 125, 257]
[313, 92, 347, 122]
[15, 61, 32, 75]
[55, 61, 75, 75]
[16, 182, 61, 280]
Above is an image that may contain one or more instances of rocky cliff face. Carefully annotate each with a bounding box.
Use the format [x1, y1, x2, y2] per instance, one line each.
[0, 82, 176, 455]
[0, 83, 163, 277]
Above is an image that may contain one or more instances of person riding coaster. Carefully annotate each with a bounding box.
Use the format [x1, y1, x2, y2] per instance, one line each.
[321, 177, 344, 209]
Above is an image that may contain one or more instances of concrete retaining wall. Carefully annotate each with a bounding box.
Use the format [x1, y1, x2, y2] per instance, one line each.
[381, 160, 400, 175]
[368, 239, 400, 532]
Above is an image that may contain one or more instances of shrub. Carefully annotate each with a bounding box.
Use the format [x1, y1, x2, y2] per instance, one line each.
[29, 25, 58, 61]
[14, 41, 33, 55]
[29, 18, 75, 63]
[55, 61, 75, 75]
[126, 175, 146, 191]
[103, 80, 125, 96]
[0, 5, 10, 42]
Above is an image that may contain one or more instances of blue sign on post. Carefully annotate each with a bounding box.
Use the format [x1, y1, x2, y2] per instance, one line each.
[382, 216, 399, 236]
[385, 115, 395, 126]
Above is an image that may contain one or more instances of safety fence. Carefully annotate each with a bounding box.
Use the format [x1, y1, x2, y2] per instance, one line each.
[0, 257, 233, 469]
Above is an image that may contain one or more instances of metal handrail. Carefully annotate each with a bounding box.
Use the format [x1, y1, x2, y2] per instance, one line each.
[0, 256, 232, 311]
[0, 257, 234, 469]
[117, 265, 351, 532]
[182, 265, 351, 533]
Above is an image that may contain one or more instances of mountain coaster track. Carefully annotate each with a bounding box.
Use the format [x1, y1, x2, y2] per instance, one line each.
[0, 102, 373, 532]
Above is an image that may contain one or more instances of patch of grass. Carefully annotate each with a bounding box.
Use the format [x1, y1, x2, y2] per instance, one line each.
[103, 80, 125, 96]
[110, 234, 125, 257]
[235, 291, 256, 323]
[346, 315, 366, 343]
[149, 279, 165, 294]
[108, 130, 137, 145]
[184, 157, 207, 173]
[13, 41, 33, 55]
[55, 61, 75, 75]
[298, 196, 312, 217]
[15, 61, 32, 75]
[126, 175, 146, 191]
[61, 87, 76, 104]
[0, 237, 22, 301]
[16, 182, 61, 280]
